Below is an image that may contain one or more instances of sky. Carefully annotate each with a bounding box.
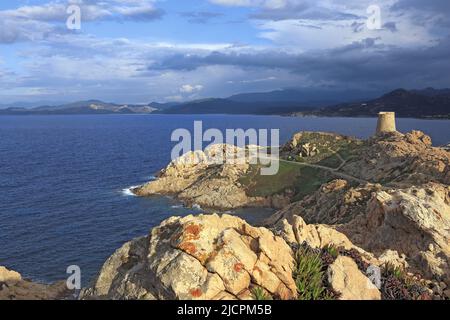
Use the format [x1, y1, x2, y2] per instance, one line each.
[0, 0, 449, 105]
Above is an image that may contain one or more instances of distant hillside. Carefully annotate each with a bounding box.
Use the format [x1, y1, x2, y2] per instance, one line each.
[227, 88, 376, 105]
[2, 88, 449, 118]
[0, 88, 375, 116]
[0, 100, 157, 115]
[161, 98, 315, 115]
[301, 88, 450, 119]
[161, 88, 380, 114]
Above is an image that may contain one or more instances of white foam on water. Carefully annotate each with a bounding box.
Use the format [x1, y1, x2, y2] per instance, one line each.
[122, 185, 139, 197]
[192, 203, 202, 210]
[171, 205, 184, 209]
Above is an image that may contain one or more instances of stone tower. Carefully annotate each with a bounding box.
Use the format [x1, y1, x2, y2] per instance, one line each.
[376, 112, 396, 134]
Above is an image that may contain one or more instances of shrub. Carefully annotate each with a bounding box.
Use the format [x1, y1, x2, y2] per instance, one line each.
[294, 245, 335, 300]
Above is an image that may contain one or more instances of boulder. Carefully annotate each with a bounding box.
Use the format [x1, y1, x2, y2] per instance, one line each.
[81, 214, 297, 300]
[327, 256, 381, 300]
[0, 266, 22, 284]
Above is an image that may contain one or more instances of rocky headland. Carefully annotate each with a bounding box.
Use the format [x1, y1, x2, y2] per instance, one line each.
[80, 129, 449, 300]
[3, 129, 449, 300]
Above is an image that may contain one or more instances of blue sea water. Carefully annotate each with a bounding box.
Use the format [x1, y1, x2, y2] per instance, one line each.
[0, 114, 449, 286]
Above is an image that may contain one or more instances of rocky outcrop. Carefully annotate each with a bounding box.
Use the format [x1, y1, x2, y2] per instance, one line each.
[281, 131, 356, 160]
[0, 266, 72, 300]
[133, 145, 269, 210]
[265, 179, 381, 226]
[340, 131, 450, 186]
[81, 214, 387, 300]
[267, 177, 450, 289]
[81, 214, 298, 300]
[134, 130, 449, 213]
[338, 183, 450, 287]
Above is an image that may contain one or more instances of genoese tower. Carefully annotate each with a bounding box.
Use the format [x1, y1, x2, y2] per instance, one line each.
[376, 111, 396, 134]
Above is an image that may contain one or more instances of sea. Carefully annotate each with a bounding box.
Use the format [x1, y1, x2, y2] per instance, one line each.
[0, 114, 449, 286]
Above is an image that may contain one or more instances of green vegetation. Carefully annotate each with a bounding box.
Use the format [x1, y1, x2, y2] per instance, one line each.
[292, 166, 330, 201]
[239, 132, 365, 202]
[317, 153, 342, 168]
[380, 263, 431, 300]
[287, 132, 363, 163]
[384, 263, 405, 280]
[324, 244, 339, 259]
[251, 286, 272, 300]
[294, 246, 334, 300]
[239, 161, 331, 200]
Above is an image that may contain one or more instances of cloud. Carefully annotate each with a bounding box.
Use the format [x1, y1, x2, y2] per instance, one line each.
[392, 0, 450, 13]
[1, 0, 449, 104]
[209, 0, 361, 21]
[250, 5, 360, 22]
[148, 36, 450, 90]
[391, 0, 450, 29]
[0, 0, 164, 43]
[1, 0, 164, 22]
[180, 84, 204, 93]
[180, 11, 223, 24]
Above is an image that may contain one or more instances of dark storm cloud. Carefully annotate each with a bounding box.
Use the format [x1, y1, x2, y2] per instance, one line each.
[383, 22, 397, 32]
[149, 37, 450, 89]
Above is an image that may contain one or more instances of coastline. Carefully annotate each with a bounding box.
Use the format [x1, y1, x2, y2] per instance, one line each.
[2, 119, 449, 300]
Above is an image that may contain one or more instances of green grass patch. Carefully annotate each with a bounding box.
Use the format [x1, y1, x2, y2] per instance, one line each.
[285, 132, 364, 165]
[317, 154, 342, 168]
[239, 161, 302, 197]
[240, 161, 331, 200]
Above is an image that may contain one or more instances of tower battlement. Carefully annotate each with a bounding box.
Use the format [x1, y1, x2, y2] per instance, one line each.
[376, 112, 396, 134]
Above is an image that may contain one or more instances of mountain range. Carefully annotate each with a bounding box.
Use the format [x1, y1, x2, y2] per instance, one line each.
[1, 88, 449, 119]
[300, 88, 450, 119]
